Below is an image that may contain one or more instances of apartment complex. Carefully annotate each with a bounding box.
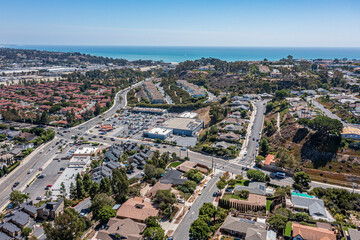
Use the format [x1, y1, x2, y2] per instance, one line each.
[143, 82, 164, 104]
[176, 80, 206, 98]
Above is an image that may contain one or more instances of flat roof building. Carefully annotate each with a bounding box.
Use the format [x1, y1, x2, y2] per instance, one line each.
[179, 112, 198, 118]
[161, 117, 204, 136]
[132, 107, 167, 115]
[144, 127, 172, 140]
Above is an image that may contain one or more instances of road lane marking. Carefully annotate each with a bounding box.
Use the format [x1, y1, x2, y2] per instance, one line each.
[0, 143, 55, 197]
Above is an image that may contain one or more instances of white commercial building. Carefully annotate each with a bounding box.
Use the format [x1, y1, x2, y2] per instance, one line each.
[144, 127, 172, 140]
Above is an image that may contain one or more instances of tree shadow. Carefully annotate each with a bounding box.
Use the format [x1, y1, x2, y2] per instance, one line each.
[292, 128, 309, 143]
[300, 133, 341, 168]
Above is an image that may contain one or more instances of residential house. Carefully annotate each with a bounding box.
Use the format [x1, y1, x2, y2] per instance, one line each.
[233, 182, 274, 196]
[0, 222, 21, 237]
[116, 197, 159, 223]
[292, 222, 336, 240]
[160, 169, 187, 186]
[37, 199, 64, 221]
[95, 218, 146, 240]
[220, 194, 266, 212]
[290, 192, 334, 222]
[220, 216, 272, 240]
[211, 141, 237, 149]
[146, 182, 172, 198]
[218, 132, 241, 142]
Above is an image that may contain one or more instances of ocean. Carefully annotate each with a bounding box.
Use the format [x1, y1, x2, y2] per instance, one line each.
[3, 45, 360, 62]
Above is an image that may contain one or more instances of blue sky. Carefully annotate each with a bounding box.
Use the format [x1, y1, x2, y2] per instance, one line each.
[0, 0, 359, 47]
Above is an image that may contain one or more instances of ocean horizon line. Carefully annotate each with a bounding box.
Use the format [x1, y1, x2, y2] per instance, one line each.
[2, 45, 360, 62]
[2, 44, 360, 49]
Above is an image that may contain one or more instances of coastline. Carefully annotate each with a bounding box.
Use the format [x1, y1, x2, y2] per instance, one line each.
[3, 45, 360, 62]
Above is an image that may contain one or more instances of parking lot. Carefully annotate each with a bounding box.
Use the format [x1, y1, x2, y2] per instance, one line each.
[88, 109, 177, 139]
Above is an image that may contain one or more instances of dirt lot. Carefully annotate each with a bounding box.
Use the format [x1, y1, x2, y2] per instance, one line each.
[195, 106, 211, 127]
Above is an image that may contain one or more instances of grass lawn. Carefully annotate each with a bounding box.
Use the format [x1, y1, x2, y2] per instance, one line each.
[235, 179, 250, 186]
[284, 222, 292, 237]
[169, 161, 182, 168]
[222, 194, 247, 201]
[266, 200, 272, 211]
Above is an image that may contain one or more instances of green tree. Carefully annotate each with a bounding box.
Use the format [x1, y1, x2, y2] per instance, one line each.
[306, 116, 343, 137]
[189, 219, 210, 240]
[293, 171, 311, 192]
[60, 182, 67, 199]
[153, 189, 176, 214]
[98, 205, 116, 222]
[94, 102, 102, 116]
[10, 191, 29, 207]
[246, 169, 266, 182]
[294, 212, 310, 221]
[267, 214, 288, 233]
[43, 208, 87, 240]
[185, 169, 204, 183]
[82, 173, 92, 191]
[216, 179, 227, 189]
[76, 176, 85, 199]
[22, 227, 32, 237]
[100, 177, 112, 195]
[89, 182, 100, 199]
[145, 216, 161, 228]
[199, 203, 217, 221]
[142, 227, 165, 240]
[144, 164, 164, 180]
[178, 180, 197, 194]
[274, 89, 288, 101]
[69, 182, 76, 199]
[91, 193, 115, 221]
[259, 138, 270, 157]
[111, 168, 129, 202]
[241, 110, 247, 118]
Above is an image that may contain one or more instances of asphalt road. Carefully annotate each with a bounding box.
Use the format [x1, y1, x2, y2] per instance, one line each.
[172, 174, 220, 240]
[0, 79, 147, 210]
[242, 100, 266, 166]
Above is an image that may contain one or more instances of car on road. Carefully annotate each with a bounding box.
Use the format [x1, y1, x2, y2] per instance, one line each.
[181, 147, 187, 151]
[110, 138, 115, 141]
[13, 182, 20, 188]
[253, 137, 255, 141]
[242, 167, 249, 171]
[213, 191, 219, 197]
[275, 172, 286, 178]
[38, 174, 46, 178]
[27, 169, 33, 174]
[36, 196, 42, 201]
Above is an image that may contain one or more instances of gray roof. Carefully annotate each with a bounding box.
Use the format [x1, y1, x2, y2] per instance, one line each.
[308, 202, 327, 217]
[160, 170, 187, 185]
[221, 216, 266, 234]
[348, 228, 360, 240]
[22, 203, 38, 214]
[10, 211, 30, 226]
[234, 182, 267, 196]
[0, 232, 12, 240]
[1, 222, 20, 233]
[291, 193, 326, 218]
[246, 228, 267, 240]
